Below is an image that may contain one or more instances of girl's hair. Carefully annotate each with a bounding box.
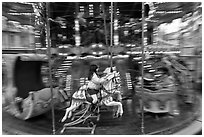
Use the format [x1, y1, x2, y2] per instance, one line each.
[88, 64, 99, 80]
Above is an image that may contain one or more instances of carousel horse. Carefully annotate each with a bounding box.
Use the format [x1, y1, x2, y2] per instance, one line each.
[61, 67, 123, 123]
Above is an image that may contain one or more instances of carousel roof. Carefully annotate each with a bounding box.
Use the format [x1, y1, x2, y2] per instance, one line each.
[151, 2, 201, 25]
[2, 2, 35, 26]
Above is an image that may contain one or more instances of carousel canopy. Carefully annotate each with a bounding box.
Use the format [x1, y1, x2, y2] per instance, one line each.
[2, 2, 35, 26]
[151, 2, 201, 25]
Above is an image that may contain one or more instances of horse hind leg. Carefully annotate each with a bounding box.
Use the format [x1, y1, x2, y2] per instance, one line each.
[117, 102, 123, 117]
[112, 101, 123, 118]
[104, 101, 123, 118]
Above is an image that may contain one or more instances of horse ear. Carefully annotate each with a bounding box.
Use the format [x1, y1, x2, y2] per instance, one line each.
[110, 67, 113, 72]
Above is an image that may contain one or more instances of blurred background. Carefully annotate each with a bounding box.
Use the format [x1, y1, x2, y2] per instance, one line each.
[2, 2, 202, 135]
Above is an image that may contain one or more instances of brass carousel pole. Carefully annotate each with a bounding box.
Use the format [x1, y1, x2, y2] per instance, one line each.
[141, 2, 145, 134]
[46, 2, 56, 135]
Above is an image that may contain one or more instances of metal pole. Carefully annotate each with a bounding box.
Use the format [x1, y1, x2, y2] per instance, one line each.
[102, 2, 108, 47]
[141, 2, 145, 135]
[46, 2, 56, 135]
[110, 2, 113, 69]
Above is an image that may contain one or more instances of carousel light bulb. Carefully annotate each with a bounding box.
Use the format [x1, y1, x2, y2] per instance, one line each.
[114, 41, 119, 46]
[124, 30, 129, 36]
[114, 26, 118, 30]
[75, 25, 79, 31]
[75, 35, 80, 41]
[114, 19, 118, 30]
[92, 44, 96, 48]
[126, 51, 131, 54]
[75, 20, 79, 24]
[114, 35, 119, 45]
[75, 19, 79, 31]
[75, 36, 80, 46]
[98, 43, 103, 47]
[114, 35, 119, 40]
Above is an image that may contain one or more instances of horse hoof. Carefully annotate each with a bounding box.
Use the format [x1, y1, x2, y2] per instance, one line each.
[68, 113, 72, 119]
[61, 117, 66, 123]
[113, 113, 118, 118]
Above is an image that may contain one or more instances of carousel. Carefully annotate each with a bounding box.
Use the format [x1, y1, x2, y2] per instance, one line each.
[2, 2, 202, 135]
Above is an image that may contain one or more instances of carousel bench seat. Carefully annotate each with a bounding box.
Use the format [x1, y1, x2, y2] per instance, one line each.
[135, 87, 178, 114]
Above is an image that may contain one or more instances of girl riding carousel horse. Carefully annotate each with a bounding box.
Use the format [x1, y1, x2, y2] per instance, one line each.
[86, 64, 109, 106]
[86, 64, 122, 111]
[61, 65, 123, 122]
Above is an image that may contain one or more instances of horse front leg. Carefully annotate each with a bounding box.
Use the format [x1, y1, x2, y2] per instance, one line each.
[61, 100, 81, 122]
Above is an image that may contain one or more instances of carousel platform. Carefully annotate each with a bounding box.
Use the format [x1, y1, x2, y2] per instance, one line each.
[2, 91, 202, 135]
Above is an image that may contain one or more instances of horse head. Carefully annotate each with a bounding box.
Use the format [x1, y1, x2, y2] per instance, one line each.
[102, 67, 121, 94]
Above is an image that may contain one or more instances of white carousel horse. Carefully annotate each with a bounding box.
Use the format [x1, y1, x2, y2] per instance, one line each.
[61, 67, 123, 122]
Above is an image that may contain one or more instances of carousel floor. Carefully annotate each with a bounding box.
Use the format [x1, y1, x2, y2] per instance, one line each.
[2, 93, 201, 135]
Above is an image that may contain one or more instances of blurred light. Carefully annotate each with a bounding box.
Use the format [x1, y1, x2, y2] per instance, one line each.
[59, 53, 68, 56]
[144, 65, 151, 68]
[58, 34, 63, 37]
[114, 54, 129, 58]
[155, 74, 162, 77]
[156, 11, 182, 14]
[98, 51, 103, 55]
[114, 19, 118, 30]
[126, 44, 131, 47]
[75, 35, 80, 46]
[63, 60, 72, 63]
[124, 30, 129, 36]
[59, 45, 69, 48]
[149, 70, 155, 72]
[75, 20, 79, 24]
[92, 44, 97, 48]
[8, 12, 35, 15]
[133, 57, 142, 60]
[138, 61, 146, 64]
[75, 19, 79, 31]
[132, 51, 142, 54]
[63, 36, 67, 39]
[98, 43, 103, 47]
[114, 35, 119, 45]
[126, 51, 131, 54]
[66, 56, 77, 60]
[36, 47, 47, 50]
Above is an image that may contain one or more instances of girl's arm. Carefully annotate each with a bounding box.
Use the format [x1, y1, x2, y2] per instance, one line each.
[92, 73, 107, 84]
